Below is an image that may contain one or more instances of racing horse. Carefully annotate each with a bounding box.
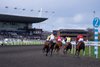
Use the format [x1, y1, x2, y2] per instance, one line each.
[49, 41, 56, 56]
[54, 41, 62, 54]
[42, 41, 50, 56]
[42, 41, 55, 56]
[63, 42, 72, 54]
[75, 41, 85, 56]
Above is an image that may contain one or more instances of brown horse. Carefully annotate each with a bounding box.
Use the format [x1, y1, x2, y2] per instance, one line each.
[75, 41, 85, 56]
[63, 42, 72, 54]
[43, 41, 55, 56]
[54, 41, 62, 54]
[42, 41, 50, 56]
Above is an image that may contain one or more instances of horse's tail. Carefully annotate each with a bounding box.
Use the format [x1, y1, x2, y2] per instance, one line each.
[76, 42, 81, 49]
[66, 42, 72, 50]
[76, 41, 85, 50]
[70, 43, 72, 49]
[81, 41, 85, 50]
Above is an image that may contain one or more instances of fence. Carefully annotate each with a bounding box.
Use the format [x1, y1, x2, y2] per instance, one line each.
[71, 41, 100, 58]
[0, 39, 100, 58]
[0, 39, 45, 45]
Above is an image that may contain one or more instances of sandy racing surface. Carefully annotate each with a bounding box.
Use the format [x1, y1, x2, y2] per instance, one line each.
[0, 45, 100, 67]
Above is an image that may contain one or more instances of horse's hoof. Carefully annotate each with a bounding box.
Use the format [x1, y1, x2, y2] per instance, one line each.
[46, 54, 48, 56]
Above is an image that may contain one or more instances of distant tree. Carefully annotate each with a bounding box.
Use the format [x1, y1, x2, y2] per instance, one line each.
[87, 28, 100, 41]
[87, 28, 94, 41]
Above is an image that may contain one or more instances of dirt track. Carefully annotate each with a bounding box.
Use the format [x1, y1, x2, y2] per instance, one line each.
[0, 45, 100, 67]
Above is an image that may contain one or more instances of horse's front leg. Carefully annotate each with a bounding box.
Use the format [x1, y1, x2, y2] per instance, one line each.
[42, 45, 46, 53]
[77, 49, 81, 57]
[69, 48, 72, 54]
[63, 46, 66, 54]
[50, 47, 53, 56]
[56, 49, 59, 54]
[75, 49, 78, 56]
[46, 46, 50, 56]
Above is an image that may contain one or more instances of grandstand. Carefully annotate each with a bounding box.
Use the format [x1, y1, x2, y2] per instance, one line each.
[0, 14, 47, 40]
[53, 29, 89, 41]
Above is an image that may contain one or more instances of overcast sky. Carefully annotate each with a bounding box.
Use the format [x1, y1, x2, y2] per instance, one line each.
[0, 0, 100, 32]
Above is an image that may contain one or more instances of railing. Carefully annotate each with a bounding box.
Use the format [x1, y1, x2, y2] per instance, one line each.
[0, 38, 100, 46]
[71, 41, 100, 46]
[0, 39, 45, 45]
[0, 39, 100, 58]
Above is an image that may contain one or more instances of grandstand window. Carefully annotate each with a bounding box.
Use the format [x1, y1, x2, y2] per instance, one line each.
[60, 31, 87, 34]
[10, 22, 15, 25]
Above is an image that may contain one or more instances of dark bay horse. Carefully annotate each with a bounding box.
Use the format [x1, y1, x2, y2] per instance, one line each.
[42, 41, 50, 56]
[75, 41, 85, 56]
[43, 41, 55, 56]
[49, 41, 56, 56]
[63, 42, 72, 54]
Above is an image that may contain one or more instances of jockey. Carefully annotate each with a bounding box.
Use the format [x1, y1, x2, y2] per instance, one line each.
[49, 33, 56, 45]
[49, 33, 55, 41]
[56, 36, 62, 42]
[62, 38, 66, 45]
[66, 37, 71, 43]
[76, 34, 84, 44]
[56, 36, 62, 47]
[46, 34, 55, 46]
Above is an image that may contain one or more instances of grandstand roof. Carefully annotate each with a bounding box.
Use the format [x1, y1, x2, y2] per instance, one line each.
[0, 14, 47, 23]
[59, 29, 88, 32]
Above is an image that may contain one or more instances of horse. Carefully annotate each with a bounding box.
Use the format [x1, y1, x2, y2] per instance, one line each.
[42, 40, 55, 56]
[54, 41, 62, 54]
[42, 41, 50, 56]
[63, 42, 72, 54]
[49, 41, 56, 56]
[75, 41, 85, 56]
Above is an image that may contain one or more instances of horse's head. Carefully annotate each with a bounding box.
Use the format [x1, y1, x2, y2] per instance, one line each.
[45, 41, 49, 46]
